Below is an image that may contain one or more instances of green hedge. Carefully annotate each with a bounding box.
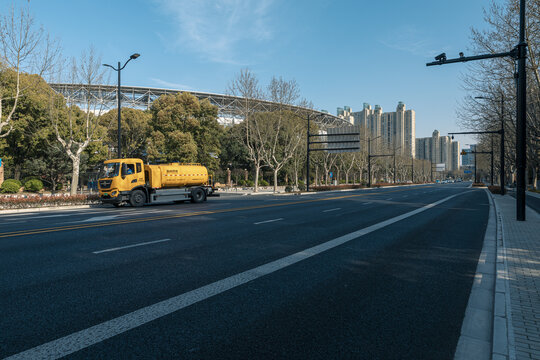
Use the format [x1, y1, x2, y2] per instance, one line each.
[1, 180, 21, 194]
[24, 179, 44, 192]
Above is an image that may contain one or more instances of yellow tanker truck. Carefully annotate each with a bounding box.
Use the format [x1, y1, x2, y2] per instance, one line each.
[97, 158, 217, 207]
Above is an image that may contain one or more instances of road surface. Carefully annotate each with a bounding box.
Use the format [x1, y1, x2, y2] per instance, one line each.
[1, 183, 489, 359]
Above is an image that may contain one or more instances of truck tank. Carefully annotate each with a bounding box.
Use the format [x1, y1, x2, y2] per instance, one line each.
[145, 163, 209, 189]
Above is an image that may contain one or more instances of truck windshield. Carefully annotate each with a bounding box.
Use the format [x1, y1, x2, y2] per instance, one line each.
[99, 163, 120, 178]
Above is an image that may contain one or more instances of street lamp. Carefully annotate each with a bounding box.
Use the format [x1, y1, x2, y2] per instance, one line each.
[393, 144, 401, 184]
[475, 94, 506, 195]
[103, 53, 140, 159]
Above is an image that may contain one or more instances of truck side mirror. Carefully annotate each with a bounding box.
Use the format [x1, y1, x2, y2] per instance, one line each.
[121, 163, 127, 179]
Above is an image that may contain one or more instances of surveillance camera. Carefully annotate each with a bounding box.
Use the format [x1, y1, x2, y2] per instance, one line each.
[459, 52, 464, 58]
[434, 53, 447, 61]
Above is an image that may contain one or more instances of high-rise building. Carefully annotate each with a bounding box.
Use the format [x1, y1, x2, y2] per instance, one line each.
[348, 102, 415, 156]
[337, 106, 354, 125]
[415, 130, 460, 171]
[451, 141, 460, 170]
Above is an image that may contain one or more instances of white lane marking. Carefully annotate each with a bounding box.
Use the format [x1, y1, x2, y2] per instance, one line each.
[402, 195, 408, 198]
[323, 208, 341, 213]
[92, 239, 172, 254]
[364, 202, 372, 205]
[77, 215, 121, 223]
[254, 218, 283, 225]
[28, 214, 74, 219]
[6, 191, 470, 360]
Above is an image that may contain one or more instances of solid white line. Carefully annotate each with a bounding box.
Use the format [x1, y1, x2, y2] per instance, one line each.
[6, 191, 470, 360]
[254, 218, 283, 225]
[92, 239, 172, 254]
[323, 208, 341, 212]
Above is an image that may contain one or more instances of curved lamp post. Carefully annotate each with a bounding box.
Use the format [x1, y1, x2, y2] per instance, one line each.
[103, 53, 140, 159]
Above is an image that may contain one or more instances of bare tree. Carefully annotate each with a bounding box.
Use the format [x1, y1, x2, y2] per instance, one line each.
[254, 77, 304, 192]
[255, 110, 305, 192]
[227, 68, 266, 192]
[50, 47, 107, 195]
[0, 5, 60, 137]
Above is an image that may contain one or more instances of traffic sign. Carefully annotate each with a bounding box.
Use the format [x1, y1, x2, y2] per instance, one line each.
[464, 170, 472, 174]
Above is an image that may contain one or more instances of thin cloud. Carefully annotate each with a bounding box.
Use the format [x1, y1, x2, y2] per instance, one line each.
[150, 77, 193, 90]
[155, 0, 274, 64]
[379, 26, 445, 58]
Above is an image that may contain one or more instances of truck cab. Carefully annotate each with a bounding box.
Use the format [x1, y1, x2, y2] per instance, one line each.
[98, 158, 146, 206]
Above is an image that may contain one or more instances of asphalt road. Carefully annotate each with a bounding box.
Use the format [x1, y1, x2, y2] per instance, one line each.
[1, 183, 489, 359]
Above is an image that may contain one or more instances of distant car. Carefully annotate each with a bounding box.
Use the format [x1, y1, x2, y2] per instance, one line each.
[436, 180, 441, 184]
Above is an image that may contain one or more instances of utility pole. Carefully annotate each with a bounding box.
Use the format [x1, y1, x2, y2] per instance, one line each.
[474, 150, 477, 183]
[491, 136, 494, 186]
[515, 0, 527, 220]
[500, 93, 506, 195]
[411, 157, 414, 183]
[306, 114, 310, 192]
[393, 144, 396, 184]
[427, 0, 526, 220]
[368, 137, 371, 188]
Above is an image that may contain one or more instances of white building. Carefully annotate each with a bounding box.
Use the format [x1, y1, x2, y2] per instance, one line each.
[415, 130, 460, 171]
[348, 102, 415, 157]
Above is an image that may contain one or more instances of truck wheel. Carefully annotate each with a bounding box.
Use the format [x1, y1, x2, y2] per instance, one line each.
[190, 188, 205, 203]
[130, 190, 146, 207]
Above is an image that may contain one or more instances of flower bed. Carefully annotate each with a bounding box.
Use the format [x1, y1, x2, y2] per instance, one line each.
[0, 193, 101, 210]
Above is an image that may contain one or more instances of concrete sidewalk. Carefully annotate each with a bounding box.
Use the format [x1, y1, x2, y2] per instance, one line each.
[492, 194, 540, 360]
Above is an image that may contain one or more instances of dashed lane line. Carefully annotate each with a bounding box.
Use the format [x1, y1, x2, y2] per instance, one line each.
[92, 238, 172, 254]
[254, 218, 284, 225]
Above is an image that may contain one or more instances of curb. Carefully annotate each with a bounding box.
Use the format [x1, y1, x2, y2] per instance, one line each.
[491, 195, 515, 360]
[454, 189, 497, 360]
[0, 204, 106, 215]
[527, 190, 540, 200]
[225, 183, 433, 197]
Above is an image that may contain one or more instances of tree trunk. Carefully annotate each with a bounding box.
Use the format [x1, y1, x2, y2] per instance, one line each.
[254, 164, 260, 193]
[70, 156, 80, 196]
[273, 169, 278, 193]
[14, 164, 21, 181]
[533, 166, 538, 190]
[51, 178, 57, 195]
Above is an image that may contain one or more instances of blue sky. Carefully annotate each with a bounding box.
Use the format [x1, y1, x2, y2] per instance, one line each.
[11, 0, 502, 142]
